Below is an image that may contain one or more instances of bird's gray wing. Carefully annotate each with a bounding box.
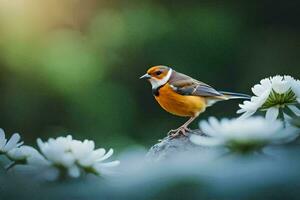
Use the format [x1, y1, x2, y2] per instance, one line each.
[169, 71, 223, 97]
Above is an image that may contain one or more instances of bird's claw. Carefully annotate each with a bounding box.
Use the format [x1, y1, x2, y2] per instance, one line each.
[167, 126, 191, 138]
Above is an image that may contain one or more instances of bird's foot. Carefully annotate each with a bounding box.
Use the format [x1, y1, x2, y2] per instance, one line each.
[167, 126, 191, 138]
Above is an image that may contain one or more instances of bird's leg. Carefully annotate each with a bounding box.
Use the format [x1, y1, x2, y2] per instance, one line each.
[168, 116, 197, 138]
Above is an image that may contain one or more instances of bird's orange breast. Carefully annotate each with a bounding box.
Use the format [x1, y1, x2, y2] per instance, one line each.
[154, 83, 206, 117]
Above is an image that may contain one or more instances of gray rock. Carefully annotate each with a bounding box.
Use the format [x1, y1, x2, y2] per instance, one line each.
[146, 129, 207, 162]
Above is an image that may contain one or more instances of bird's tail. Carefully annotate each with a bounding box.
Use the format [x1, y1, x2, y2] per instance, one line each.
[219, 91, 251, 100]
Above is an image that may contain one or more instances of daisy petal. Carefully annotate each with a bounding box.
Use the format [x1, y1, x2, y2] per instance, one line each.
[237, 111, 255, 120]
[199, 120, 217, 137]
[190, 135, 224, 146]
[4, 133, 22, 152]
[96, 148, 113, 162]
[271, 75, 290, 94]
[0, 129, 6, 150]
[265, 107, 279, 121]
[95, 160, 120, 168]
[288, 105, 300, 116]
[68, 165, 80, 178]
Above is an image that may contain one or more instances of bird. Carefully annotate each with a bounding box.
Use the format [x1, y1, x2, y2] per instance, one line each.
[140, 65, 250, 137]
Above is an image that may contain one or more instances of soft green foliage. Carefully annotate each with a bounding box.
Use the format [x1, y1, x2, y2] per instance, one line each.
[0, 1, 298, 148]
[0, 2, 299, 199]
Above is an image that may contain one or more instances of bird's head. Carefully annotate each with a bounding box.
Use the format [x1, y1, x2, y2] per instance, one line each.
[140, 65, 173, 89]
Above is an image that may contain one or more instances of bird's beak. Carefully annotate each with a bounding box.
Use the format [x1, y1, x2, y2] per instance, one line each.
[139, 73, 151, 80]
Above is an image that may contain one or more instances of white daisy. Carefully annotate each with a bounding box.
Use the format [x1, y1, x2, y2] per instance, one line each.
[190, 117, 298, 153]
[292, 80, 300, 103]
[7, 145, 49, 166]
[37, 135, 75, 168]
[0, 129, 23, 153]
[237, 75, 300, 121]
[68, 139, 120, 175]
[37, 135, 119, 178]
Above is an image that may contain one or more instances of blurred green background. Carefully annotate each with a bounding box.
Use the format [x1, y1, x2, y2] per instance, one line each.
[0, 1, 299, 150]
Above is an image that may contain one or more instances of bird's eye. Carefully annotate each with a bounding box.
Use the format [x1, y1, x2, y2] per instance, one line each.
[155, 71, 162, 75]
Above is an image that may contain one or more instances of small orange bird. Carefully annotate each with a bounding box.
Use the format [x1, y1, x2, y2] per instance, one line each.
[140, 65, 250, 137]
